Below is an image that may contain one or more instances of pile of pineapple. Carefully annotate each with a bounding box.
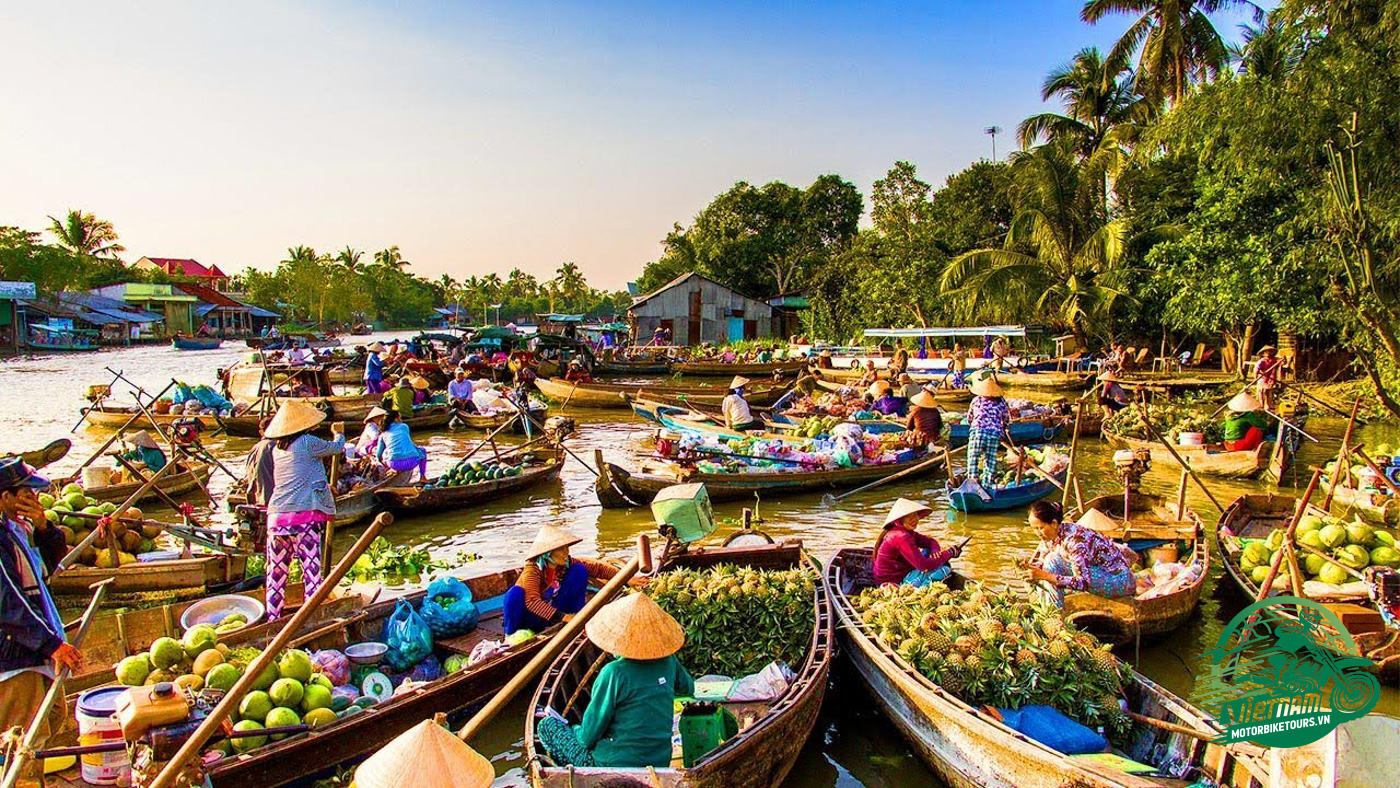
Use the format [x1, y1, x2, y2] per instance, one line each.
[854, 582, 1130, 739]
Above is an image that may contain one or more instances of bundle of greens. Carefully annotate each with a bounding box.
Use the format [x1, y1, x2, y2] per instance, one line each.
[854, 582, 1130, 741]
[647, 564, 815, 677]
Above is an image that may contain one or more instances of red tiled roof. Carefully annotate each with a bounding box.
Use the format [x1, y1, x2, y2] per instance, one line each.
[173, 282, 241, 307]
[143, 257, 227, 279]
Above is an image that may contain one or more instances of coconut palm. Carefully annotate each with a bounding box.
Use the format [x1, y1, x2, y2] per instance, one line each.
[336, 247, 364, 273]
[940, 142, 1134, 341]
[1231, 16, 1302, 81]
[1081, 0, 1262, 106]
[47, 209, 125, 258]
[553, 262, 588, 312]
[1017, 47, 1149, 157]
[283, 245, 319, 265]
[373, 246, 410, 270]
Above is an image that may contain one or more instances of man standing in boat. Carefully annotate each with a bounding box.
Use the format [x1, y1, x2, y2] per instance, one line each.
[0, 459, 84, 778]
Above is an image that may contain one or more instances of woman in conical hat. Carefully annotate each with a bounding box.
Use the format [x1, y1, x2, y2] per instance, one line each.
[1254, 344, 1286, 411]
[264, 400, 346, 617]
[722, 375, 761, 432]
[364, 341, 387, 393]
[871, 498, 962, 587]
[870, 378, 908, 417]
[965, 370, 1009, 488]
[355, 718, 494, 788]
[903, 389, 944, 448]
[1221, 389, 1271, 452]
[1024, 500, 1134, 604]
[119, 430, 168, 474]
[536, 593, 694, 769]
[502, 524, 625, 636]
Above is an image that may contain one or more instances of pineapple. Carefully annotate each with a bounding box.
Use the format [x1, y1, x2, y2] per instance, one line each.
[1048, 640, 1071, 660]
[964, 653, 983, 671]
[954, 635, 978, 656]
[926, 630, 953, 656]
[1092, 647, 1117, 673]
[976, 618, 1004, 644]
[1015, 647, 1038, 667]
[1040, 615, 1065, 639]
[919, 612, 939, 631]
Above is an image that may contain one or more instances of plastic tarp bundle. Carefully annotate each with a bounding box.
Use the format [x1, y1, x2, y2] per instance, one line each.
[994, 705, 1107, 754]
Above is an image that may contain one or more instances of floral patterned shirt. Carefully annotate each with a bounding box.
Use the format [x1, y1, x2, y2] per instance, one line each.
[969, 396, 1010, 433]
[1046, 521, 1131, 591]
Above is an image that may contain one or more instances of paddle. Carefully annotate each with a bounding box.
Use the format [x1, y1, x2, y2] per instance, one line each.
[53, 460, 183, 576]
[457, 534, 653, 743]
[1322, 398, 1363, 509]
[820, 447, 961, 506]
[0, 579, 112, 788]
[146, 513, 395, 788]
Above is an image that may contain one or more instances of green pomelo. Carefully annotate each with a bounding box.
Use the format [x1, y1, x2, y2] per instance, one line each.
[263, 707, 301, 740]
[182, 624, 219, 659]
[230, 720, 266, 753]
[277, 649, 313, 683]
[149, 637, 184, 670]
[250, 661, 279, 691]
[1319, 524, 1348, 549]
[206, 663, 242, 692]
[116, 655, 151, 686]
[301, 684, 332, 713]
[303, 707, 337, 729]
[269, 677, 304, 708]
[1371, 546, 1400, 568]
[239, 691, 274, 723]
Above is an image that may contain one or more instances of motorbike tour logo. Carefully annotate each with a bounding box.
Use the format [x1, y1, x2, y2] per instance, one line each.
[1197, 597, 1378, 747]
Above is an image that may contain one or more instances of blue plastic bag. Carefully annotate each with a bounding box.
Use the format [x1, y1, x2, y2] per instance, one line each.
[995, 705, 1107, 755]
[170, 384, 194, 405]
[191, 384, 232, 411]
[418, 576, 480, 637]
[383, 599, 433, 672]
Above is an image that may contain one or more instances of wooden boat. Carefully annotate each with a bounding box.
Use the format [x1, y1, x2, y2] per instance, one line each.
[172, 335, 223, 350]
[8, 438, 71, 469]
[376, 445, 564, 515]
[246, 332, 342, 350]
[526, 539, 833, 788]
[217, 405, 452, 437]
[535, 376, 787, 409]
[82, 404, 221, 430]
[596, 357, 673, 374]
[222, 362, 380, 421]
[1049, 493, 1208, 645]
[768, 410, 905, 435]
[814, 377, 970, 406]
[947, 419, 1065, 447]
[449, 402, 549, 432]
[47, 551, 248, 601]
[996, 371, 1093, 391]
[671, 358, 807, 377]
[825, 548, 1286, 788]
[596, 449, 942, 507]
[946, 468, 1065, 512]
[1324, 483, 1398, 525]
[1217, 493, 1399, 678]
[52, 460, 213, 505]
[1101, 426, 1278, 480]
[227, 470, 409, 528]
[631, 399, 799, 444]
[1074, 408, 1104, 437]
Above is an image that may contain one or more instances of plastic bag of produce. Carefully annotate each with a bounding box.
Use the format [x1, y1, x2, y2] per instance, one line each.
[996, 705, 1107, 755]
[728, 662, 794, 702]
[312, 649, 351, 686]
[417, 576, 480, 637]
[383, 599, 433, 672]
[408, 654, 443, 683]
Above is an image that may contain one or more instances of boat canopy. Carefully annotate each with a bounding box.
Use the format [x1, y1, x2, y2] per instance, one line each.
[862, 325, 1032, 339]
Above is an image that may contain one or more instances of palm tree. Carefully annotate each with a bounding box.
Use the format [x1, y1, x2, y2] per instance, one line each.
[48, 210, 125, 258]
[1081, 0, 1262, 106]
[335, 247, 363, 273]
[940, 142, 1134, 341]
[1231, 16, 1301, 81]
[505, 268, 538, 299]
[373, 246, 410, 270]
[552, 262, 588, 312]
[1017, 47, 1148, 156]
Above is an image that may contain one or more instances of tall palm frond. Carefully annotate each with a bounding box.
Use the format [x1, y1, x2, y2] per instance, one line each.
[47, 210, 125, 258]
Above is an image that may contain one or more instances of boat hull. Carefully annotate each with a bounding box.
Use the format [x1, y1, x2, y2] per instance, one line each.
[218, 406, 452, 438]
[946, 470, 1064, 512]
[375, 451, 564, 515]
[1102, 428, 1275, 480]
[48, 553, 247, 599]
[535, 377, 786, 409]
[671, 359, 806, 377]
[83, 406, 221, 430]
[947, 419, 1064, 447]
[172, 337, 223, 350]
[55, 463, 213, 505]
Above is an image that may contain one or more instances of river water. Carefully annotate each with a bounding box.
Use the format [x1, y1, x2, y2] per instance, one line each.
[2, 335, 1396, 786]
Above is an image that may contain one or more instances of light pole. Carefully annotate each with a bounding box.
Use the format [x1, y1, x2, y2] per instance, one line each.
[491, 303, 503, 326]
[984, 125, 1002, 161]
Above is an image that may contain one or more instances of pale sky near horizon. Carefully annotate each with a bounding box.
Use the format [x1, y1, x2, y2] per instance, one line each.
[1, 1, 1261, 291]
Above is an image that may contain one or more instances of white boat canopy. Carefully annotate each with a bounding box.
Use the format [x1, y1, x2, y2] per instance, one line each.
[862, 325, 1032, 339]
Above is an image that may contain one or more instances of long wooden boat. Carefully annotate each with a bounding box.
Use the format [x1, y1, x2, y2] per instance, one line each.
[996, 371, 1093, 391]
[1317, 473, 1398, 525]
[222, 363, 380, 420]
[228, 470, 409, 528]
[945, 468, 1065, 512]
[52, 461, 213, 505]
[671, 358, 807, 377]
[1050, 493, 1208, 645]
[947, 419, 1065, 447]
[813, 377, 970, 406]
[526, 539, 832, 788]
[246, 332, 342, 350]
[631, 399, 800, 444]
[172, 336, 223, 350]
[1101, 426, 1279, 480]
[768, 410, 905, 435]
[596, 450, 942, 507]
[1216, 493, 1399, 679]
[48, 551, 248, 600]
[596, 358, 673, 374]
[8, 438, 71, 470]
[535, 376, 787, 409]
[825, 548, 1291, 788]
[375, 446, 565, 515]
[217, 405, 452, 438]
[82, 404, 222, 430]
[450, 402, 549, 432]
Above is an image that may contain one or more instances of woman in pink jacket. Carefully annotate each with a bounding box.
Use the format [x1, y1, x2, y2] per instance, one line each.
[871, 498, 962, 586]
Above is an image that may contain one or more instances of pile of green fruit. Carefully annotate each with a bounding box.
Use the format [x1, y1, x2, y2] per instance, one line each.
[1236, 514, 1399, 588]
[647, 564, 815, 677]
[1103, 402, 1223, 444]
[40, 483, 160, 567]
[854, 582, 1130, 740]
[796, 415, 844, 438]
[424, 459, 523, 489]
[1322, 441, 1397, 487]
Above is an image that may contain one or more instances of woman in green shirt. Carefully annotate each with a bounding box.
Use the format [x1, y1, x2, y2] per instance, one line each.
[120, 430, 168, 473]
[1222, 391, 1270, 451]
[537, 593, 694, 768]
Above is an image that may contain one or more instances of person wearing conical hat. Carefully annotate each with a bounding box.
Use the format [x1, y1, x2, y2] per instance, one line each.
[364, 341, 387, 394]
[965, 370, 1009, 488]
[896, 372, 921, 400]
[564, 358, 592, 384]
[722, 376, 761, 432]
[351, 407, 389, 461]
[119, 430, 168, 473]
[264, 400, 345, 617]
[1025, 500, 1134, 604]
[872, 498, 962, 587]
[1254, 345, 1286, 412]
[502, 525, 623, 636]
[1096, 369, 1130, 420]
[535, 593, 694, 768]
[814, 348, 835, 369]
[1222, 390, 1270, 452]
[902, 389, 945, 448]
[355, 718, 494, 788]
[870, 379, 908, 417]
[383, 375, 417, 417]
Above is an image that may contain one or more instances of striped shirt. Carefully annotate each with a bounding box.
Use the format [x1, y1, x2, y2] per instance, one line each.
[515, 558, 618, 621]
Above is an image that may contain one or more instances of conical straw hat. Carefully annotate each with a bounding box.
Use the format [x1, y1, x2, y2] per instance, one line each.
[263, 400, 327, 439]
[1076, 508, 1120, 534]
[729, 376, 751, 390]
[969, 371, 1003, 398]
[411, 375, 431, 390]
[869, 380, 892, 398]
[364, 406, 389, 423]
[1227, 391, 1261, 413]
[353, 719, 494, 788]
[366, 341, 386, 353]
[883, 497, 932, 527]
[124, 430, 159, 449]
[911, 390, 939, 409]
[585, 593, 685, 659]
[527, 524, 582, 559]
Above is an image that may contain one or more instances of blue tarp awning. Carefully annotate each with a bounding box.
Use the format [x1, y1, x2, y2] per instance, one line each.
[863, 325, 1033, 339]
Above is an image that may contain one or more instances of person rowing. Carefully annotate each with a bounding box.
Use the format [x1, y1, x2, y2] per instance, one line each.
[721, 375, 763, 432]
[965, 371, 1008, 488]
[1254, 345, 1286, 412]
[872, 498, 962, 587]
[1221, 391, 1270, 451]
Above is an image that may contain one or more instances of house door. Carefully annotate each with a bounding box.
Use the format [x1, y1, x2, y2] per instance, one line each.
[688, 291, 702, 345]
[659, 319, 673, 343]
[727, 317, 744, 342]
[744, 319, 758, 340]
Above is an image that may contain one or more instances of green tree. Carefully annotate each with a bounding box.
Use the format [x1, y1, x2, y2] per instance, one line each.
[47, 210, 125, 259]
[1017, 47, 1148, 156]
[552, 262, 587, 312]
[373, 246, 409, 270]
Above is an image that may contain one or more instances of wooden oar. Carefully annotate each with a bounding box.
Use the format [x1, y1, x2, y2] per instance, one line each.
[502, 394, 605, 479]
[458, 534, 653, 743]
[821, 448, 961, 506]
[1297, 542, 1367, 582]
[71, 380, 179, 461]
[1133, 401, 1225, 513]
[1062, 401, 1084, 508]
[454, 412, 522, 465]
[0, 579, 111, 788]
[146, 513, 394, 788]
[1322, 398, 1363, 509]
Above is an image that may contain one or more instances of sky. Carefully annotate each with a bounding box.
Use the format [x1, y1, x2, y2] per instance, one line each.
[0, 1, 1263, 291]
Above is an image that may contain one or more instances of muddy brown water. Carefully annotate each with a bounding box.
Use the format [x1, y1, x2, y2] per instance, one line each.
[3, 336, 1396, 786]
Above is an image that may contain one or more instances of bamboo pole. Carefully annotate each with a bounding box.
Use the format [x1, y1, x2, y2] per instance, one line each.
[1062, 402, 1083, 507]
[1252, 470, 1323, 601]
[999, 442, 1066, 491]
[145, 513, 395, 788]
[71, 381, 179, 467]
[1322, 398, 1363, 509]
[0, 579, 112, 788]
[458, 533, 653, 743]
[1134, 401, 1225, 513]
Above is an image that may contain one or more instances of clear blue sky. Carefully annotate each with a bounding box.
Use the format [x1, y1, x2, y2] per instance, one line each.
[0, 1, 1260, 289]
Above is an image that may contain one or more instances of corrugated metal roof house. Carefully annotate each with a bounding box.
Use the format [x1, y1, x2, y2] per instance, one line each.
[627, 272, 775, 345]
